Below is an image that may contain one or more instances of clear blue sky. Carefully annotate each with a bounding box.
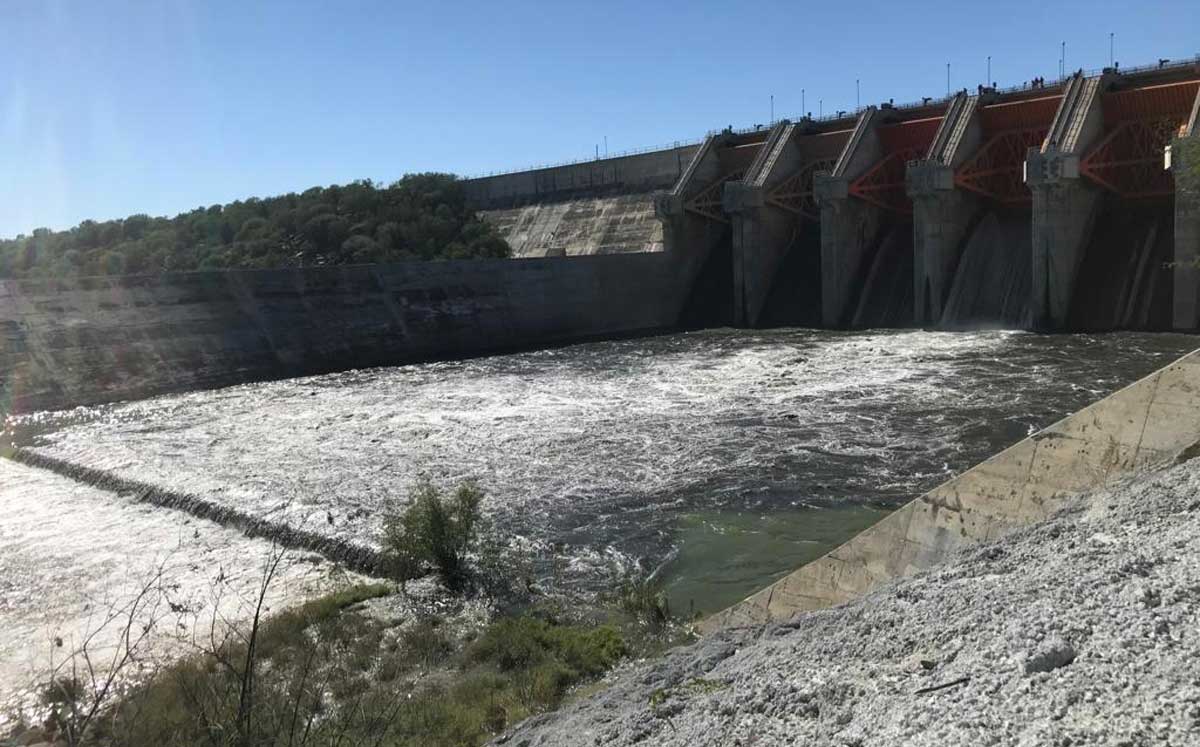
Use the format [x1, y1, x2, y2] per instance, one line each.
[3, 0, 1198, 238]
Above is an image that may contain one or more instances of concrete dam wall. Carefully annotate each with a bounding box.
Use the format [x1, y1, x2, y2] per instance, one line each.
[0, 252, 704, 414]
[462, 59, 1200, 333]
[464, 144, 700, 257]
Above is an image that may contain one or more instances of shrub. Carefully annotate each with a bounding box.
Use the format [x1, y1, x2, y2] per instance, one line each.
[401, 618, 454, 666]
[382, 480, 485, 592]
[468, 617, 549, 671]
[89, 587, 629, 747]
[615, 572, 672, 628]
[255, 582, 390, 660]
[40, 676, 85, 708]
[467, 617, 626, 679]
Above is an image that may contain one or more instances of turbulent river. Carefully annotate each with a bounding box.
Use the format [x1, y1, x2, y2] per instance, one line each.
[2, 328, 1197, 713]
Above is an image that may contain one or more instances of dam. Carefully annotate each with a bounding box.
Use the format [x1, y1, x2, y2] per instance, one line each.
[467, 58, 1200, 333]
[2, 59, 1198, 414]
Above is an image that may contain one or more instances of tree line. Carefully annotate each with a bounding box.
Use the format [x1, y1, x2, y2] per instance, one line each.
[0, 174, 510, 279]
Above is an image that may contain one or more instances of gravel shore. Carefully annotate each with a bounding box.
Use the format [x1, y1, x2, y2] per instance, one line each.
[497, 456, 1200, 747]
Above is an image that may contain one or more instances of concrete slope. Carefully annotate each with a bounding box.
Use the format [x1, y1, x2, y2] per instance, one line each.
[465, 145, 698, 258]
[480, 191, 663, 257]
[701, 343, 1200, 631]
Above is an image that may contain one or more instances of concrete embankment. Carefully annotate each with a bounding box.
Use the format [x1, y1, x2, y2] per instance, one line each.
[0, 252, 699, 414]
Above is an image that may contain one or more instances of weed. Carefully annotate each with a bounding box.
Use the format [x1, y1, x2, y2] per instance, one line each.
[401, 618, 454, 666]
[615, 572, 672, 628]
[467, 617, 626, 678]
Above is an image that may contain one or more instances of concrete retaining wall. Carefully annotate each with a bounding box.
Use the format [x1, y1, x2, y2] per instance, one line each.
[701, 345, 1200, 632]
[0, 253, 692, 414]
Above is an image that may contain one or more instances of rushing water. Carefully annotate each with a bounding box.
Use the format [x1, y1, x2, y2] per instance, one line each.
[7, 329, 1196, 621]
[0, 459, 350, 723]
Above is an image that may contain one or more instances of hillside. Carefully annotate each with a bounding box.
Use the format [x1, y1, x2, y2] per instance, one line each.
[0, 174, 510, 279]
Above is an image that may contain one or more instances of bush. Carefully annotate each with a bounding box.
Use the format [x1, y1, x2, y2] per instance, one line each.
[615, 573, 672, 628]
[467, 617, 626, 680]
[86, 583, 629, 747]
[255, 582, 391, 660]
[401, 618, 454, 666]
[382, 480, 485, 592]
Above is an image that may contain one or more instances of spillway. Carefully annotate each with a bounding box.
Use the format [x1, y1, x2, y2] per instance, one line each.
[941, 209, 1034, 328]
[1067, 196, 1175, 330]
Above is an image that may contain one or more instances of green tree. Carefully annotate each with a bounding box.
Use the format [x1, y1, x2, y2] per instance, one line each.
[102, 251, 127, 276]
[0, 173, 510, 279]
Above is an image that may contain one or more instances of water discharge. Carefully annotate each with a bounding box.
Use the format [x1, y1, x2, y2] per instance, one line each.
[3, 328, 1196, 707]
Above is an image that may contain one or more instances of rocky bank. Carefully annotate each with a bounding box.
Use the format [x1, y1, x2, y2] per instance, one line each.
[496, 456, 1200, 746]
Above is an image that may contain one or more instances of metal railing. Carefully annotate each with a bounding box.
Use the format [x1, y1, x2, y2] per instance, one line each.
[463, 54, 1200, 181]
[464, 138, 705, 179]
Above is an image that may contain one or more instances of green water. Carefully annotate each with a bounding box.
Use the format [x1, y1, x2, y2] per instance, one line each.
[660, 503, 889, 616]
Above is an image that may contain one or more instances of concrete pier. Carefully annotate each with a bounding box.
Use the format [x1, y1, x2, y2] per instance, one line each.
[1025, 74, 1110, 329]
[722, 121, 847, 326]
[654, 134, 730, 270]
[814, 109, 886, 327]
[654, 129, 774, 326]
[1170, 90, 1200, 330]
[724, 122, 793, 327]
[907, 93, 984, 324]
